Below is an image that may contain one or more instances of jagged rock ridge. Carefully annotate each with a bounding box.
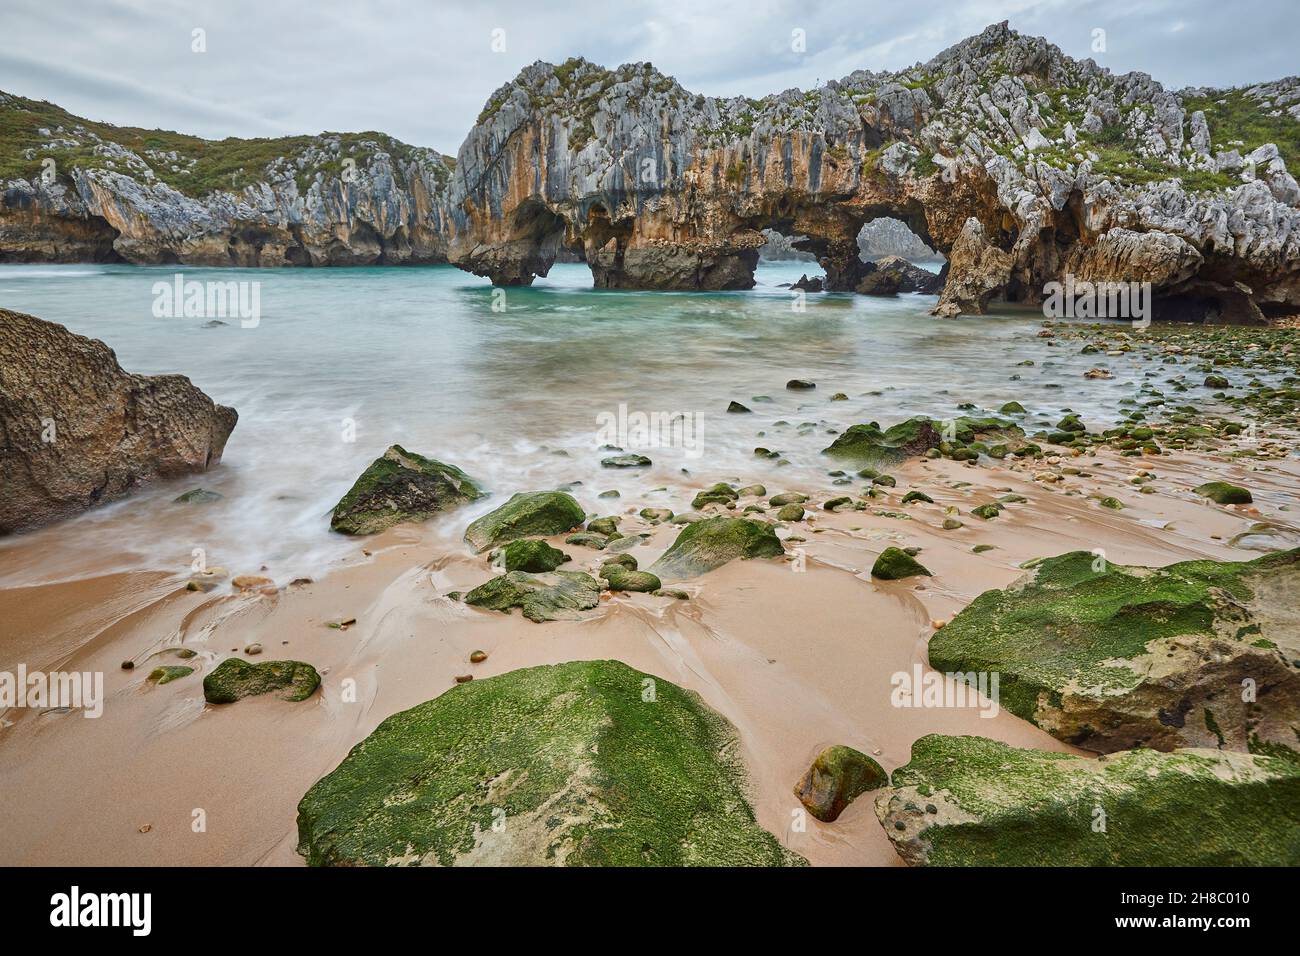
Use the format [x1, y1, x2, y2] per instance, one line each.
[447, 22, 1300, 319]
[0, 91, 455, 266]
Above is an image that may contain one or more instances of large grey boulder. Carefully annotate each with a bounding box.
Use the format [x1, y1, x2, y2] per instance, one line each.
[0, 309, 237, 534]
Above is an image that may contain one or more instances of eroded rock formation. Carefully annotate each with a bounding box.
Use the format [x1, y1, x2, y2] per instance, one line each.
[0, 308, 237, 533]
[447, 22, 1300, 319]
[0, 92, 454, 266]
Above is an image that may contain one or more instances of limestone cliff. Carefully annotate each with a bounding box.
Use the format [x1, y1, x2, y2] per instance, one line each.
[447, 22, 1300, 319]
[0, 91, 454, 266]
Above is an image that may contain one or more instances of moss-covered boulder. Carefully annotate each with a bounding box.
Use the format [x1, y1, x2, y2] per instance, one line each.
[463, 570, 601, 623]
[691, 483, 739, 509]
[203, 658, 321, 704]
[464, 492, 585, 552]
[928, 549, 1300, 755]
[823, 417, 941, 469]
[492, 539, 569, 573]
[649, 516, 784, 579]
[601, 565, 661, 593]
[794, 745, 887, 823]
[871, 547, 932, 580]
[776, 503, 805, 522]
[1195, 481, 1253, 505]
[876, 734, 1300, 866]
[331, 445, 482, 535]
[296, 660, 805, 866]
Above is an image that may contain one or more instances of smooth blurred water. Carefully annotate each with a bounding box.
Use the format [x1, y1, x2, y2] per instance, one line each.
[0, 260, 1166, 585]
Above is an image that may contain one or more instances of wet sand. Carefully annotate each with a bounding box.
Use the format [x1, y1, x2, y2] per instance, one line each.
[1, 441, 1296, 866]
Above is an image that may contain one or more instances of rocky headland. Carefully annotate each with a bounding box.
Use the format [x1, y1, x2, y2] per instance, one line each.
[0, 92, 454, 265]
[5, 22, 1300, 321]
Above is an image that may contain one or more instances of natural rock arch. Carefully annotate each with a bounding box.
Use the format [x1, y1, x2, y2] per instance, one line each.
[447, 23, 1300, 322]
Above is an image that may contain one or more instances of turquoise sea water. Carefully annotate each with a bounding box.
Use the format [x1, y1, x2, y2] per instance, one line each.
[0, 260, 1157, 585]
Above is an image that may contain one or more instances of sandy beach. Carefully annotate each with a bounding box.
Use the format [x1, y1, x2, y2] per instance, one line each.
[3, 432, 1292, 866]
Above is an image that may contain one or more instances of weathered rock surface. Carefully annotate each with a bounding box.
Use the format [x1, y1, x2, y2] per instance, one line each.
[463, 491, 585, 552]
[296, 660, 806, 866]
[203, 658, 321, 704]
[463, 569, 601, 622]
[823, 417, 942, 469]
[928, 549, 1300, 756]
[0, 308, 237, 534]
[446, 24, 1300, 320]
[649, 516, 784, 579]
[876, 734, 1300, 865]
[330, 445, 482, 535]
[0, 91, 453, 265]
[794, 745, 887, 822]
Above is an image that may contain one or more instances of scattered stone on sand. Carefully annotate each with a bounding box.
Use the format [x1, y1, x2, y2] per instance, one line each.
[148, 665, 193, 685]
[727, 401, 752, 414]
[464, 491, 586, 551]
[601, 454, 652, 468]
[203, 658, 321, 704]
[174, 488, 223, 504]
[786, 379, 816, 390]
[871, 547, 932, 580]
[463, 570, 602, 623]
[493, 538, 570, 573]
[649, 516, 784, 579]
[330, 445, 482, 535]
[1194, 481, 1253, 505]
[469, 650, 488, 664]
[600, 563, 662, 592]
[794, 745, 887, 822]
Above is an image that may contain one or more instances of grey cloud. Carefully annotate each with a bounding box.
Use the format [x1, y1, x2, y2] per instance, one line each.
[0, 0, 1295, 156]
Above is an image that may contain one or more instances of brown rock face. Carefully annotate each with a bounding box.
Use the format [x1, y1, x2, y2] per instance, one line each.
[932, 218, 1014, 316]
[0, 309, 237, 533]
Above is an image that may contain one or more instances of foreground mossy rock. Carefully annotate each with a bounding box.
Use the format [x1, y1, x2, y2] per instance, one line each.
[823, 417, 941, 469]
[331, 445, 482, 535]
[871, 547, 932, 580]
[464, 491, 585, 551]
[1194, 481, 1253, 505]
[794, 745, 887, 822]
[876, 734, 1300, 866]
[493, 538, 569, 572]
[464, 570, 601, 622]
[203, 658, 321, 704]
[649, 516, 784, 579]
[296, 660, 805, 866]
[928, 549, 1300, 755]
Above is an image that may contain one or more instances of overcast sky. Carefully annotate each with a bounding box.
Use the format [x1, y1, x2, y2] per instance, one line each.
[2, 0, 1296, 156]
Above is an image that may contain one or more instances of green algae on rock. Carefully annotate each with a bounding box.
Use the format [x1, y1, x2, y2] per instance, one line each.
[649, 516, 785, 579]
[691, 483, 739, 509]
[876, 734, 1300, 866]
[331, 445, 482, 535]
[1195, 481, 1253, 505]
[463, 570, 601, 623]
[203, 658, 321, 704]
[823, 417, 941, 469]
[148, 665, 194, 685]
[872, 547, 932, 580]
[464, 491, 585, 552]
[928, 549, 1300, 755]
[776, 503, 805, 522]
[794, 745, 887, 823]
[296, 660, 805, 866]
[492, 538, 569, 573]
[601, 564, 661, 593]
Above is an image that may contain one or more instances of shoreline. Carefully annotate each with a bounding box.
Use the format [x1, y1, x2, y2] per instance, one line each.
[2, 428, 1293, 866]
